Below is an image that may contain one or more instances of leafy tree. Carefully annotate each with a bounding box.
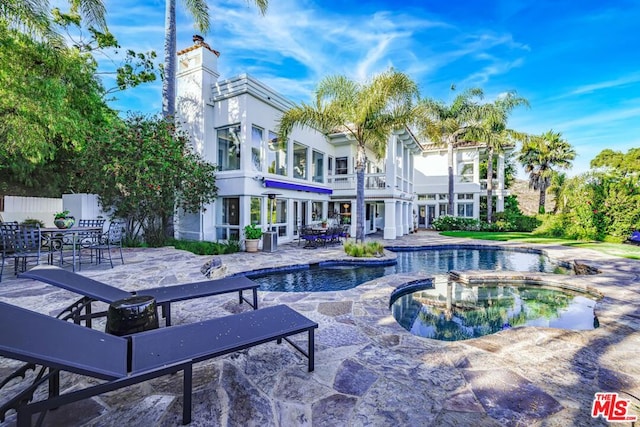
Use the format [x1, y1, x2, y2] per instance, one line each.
[590, 148, 640, 177]
[416, 88, 484, 215]
[562, 174, 606, 240]
[518, 130, 576, 214]
[162, 0, 268, 118]
[77, 114, 218, 246]
[278, 69, 419, 242]
[0, 20, 116, 193]
[52, 9, 159, 96]
[0, 13, 159, 196]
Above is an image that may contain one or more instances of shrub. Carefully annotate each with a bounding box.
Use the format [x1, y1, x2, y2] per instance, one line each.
[20, 218, 45, 227]
[171, 239, 241, 255]
[534, 214, 568, 237]
[344, 241, 384, 257]
[432, 216, 481, 231]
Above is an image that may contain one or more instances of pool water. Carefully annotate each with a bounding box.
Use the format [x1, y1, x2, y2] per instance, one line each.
[391, 278, 599, 341]
[248, 247, 571, 292]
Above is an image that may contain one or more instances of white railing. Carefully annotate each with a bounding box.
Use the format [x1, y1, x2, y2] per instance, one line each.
[480, 179, 500, 190]
[328, 173, 388, 190]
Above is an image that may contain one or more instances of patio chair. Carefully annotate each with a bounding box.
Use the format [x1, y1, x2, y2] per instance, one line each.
[300, 227, 319, 249]
[76, 218, 106, 248]
[0, 300, 317, 426]
[19, 265, 260, 327]
[0, 223, 42, 282]
[83, 221, 125, 268]
[339, 225, 350, 243]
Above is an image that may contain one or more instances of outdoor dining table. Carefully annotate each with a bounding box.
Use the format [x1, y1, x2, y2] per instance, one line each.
[40, 226, 103, 272]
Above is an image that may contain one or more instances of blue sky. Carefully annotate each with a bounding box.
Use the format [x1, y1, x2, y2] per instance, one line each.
[95, 0, 640, 176]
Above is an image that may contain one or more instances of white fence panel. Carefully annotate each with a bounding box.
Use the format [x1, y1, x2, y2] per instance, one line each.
[1, 196, 63, 227]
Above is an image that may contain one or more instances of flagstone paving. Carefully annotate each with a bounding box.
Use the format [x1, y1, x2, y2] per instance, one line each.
[1, 232, 639, 426]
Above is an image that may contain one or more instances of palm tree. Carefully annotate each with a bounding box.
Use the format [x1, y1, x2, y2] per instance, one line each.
[471, 92, 528, 223]
[518, 130, 576, 214]
[162, 0, 268, 118]
[548, 171, 567, 213]
[278, 69, 419, 242]
[416, 88, 484, 215]
[1, 0, 106, 42]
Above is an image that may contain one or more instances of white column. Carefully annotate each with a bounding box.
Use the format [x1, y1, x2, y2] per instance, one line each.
[395, 201, 402, 238]
[383, 200, 396, 239]
[496, 154, 505, 212]
[385, 135, 396, 190]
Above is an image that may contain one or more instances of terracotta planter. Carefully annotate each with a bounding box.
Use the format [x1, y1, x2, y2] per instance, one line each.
[245, 239, 260, 253]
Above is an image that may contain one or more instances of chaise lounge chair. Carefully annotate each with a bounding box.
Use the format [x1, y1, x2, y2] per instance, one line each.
[0, 300, 317, 426]
[626, 230, 640, 245]
[18, 266, 260, 327]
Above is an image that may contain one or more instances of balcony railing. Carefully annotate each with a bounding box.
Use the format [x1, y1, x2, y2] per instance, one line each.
[328, 173, 388, 190]
[480, 179, 500, 190]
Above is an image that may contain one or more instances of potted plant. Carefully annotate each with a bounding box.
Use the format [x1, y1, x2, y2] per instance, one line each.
[244, 223, 263, 252]
[54, 210, 75, 229]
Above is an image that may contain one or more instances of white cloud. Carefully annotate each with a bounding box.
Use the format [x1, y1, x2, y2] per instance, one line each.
[569, 72, 640, 95]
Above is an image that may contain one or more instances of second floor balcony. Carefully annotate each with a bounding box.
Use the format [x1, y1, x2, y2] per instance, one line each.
[328, 173, 387, 191]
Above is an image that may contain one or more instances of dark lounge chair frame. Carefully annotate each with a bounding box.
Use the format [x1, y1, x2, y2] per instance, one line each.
[0, 301, 317, 426]
[19, 266, 260, 327]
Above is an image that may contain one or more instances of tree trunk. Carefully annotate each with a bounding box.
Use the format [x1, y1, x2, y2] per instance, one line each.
[162, 0, 176, 238]
[486, 147, 494, 223]
[162, 0, 176, 118]
[447, 139, 454, 215]
[539, 187, 546, 214]
[356, 144, 366, 243]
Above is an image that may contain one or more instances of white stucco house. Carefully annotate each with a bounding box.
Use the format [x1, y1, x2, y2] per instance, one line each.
[175, 38, 421, 245]
[174, 38, 508, 244]
[414, 141, 510, 228]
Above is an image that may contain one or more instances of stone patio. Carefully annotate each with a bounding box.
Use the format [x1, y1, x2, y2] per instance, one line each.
[1, 232, 639, 426]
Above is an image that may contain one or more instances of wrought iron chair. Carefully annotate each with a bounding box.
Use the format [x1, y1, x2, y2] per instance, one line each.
[84, 221, 125, 268]
[76, 218, 106, 251]
[0, 223, 42, 282]
[300, 226, 319, 249]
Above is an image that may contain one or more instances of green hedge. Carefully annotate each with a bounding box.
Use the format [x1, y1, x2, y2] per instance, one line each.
[170, 239, 241, 255]
[432, 214, 540, 232]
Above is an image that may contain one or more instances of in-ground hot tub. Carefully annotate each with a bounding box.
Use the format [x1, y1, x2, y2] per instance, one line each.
[390, 275, 602, 341]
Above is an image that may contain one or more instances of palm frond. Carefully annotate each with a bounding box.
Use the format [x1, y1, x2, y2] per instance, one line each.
[247, 0, 268, 15]
[70, 0, 107, 29]
[182, 0, 210, 33]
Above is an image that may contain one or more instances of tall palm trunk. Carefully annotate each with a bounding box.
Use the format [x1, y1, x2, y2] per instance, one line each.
[161, 0, 177, 239]
[447, 138, 454, 215]
[162, 0, 176, 118]
[539, 187, 547, 214]
[355, 144, 366, 242]
[486, 147, 494, 223]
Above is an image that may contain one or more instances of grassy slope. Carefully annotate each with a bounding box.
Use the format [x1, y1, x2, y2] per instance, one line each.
[439, 231, 640, 260]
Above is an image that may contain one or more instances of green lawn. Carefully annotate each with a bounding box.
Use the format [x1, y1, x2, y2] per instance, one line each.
[439, 231, 640, 260]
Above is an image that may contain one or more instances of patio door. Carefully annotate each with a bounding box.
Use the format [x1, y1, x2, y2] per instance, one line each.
[293, 201, 307, 236]
[427, 205, 436, 228]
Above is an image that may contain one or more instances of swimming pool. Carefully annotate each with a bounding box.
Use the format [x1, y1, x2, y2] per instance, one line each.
[246, 247, 573, 292]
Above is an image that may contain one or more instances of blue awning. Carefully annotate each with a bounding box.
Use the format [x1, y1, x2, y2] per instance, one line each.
[263, 179, 333, 194]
